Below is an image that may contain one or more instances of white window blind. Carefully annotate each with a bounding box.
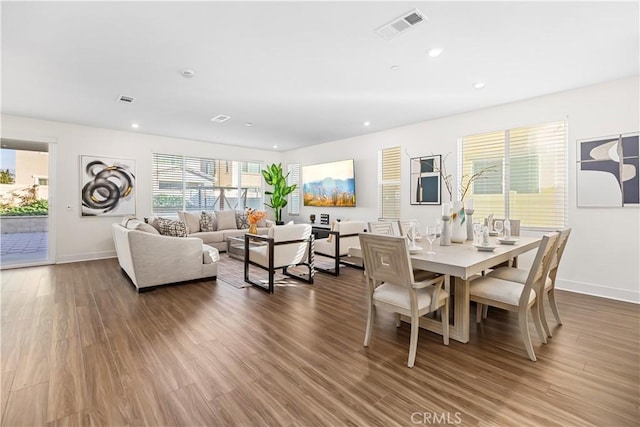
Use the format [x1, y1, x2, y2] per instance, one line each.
[287, 163, 301, 215]
[152, 153, 264, 215]
[378, 146, 401, 219]
[460, 121, 567, 229]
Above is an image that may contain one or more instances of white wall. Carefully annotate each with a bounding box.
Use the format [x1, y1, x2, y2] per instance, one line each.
[282, 76, 640, 303]
[1, 115, 281, 263]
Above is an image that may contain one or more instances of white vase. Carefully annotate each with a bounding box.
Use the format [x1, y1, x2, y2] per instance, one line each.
[450, 200, 467, 243]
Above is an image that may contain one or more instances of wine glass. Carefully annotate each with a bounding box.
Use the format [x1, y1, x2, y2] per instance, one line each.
[425, 226, 437, 255]
[494, 220, 504, 237]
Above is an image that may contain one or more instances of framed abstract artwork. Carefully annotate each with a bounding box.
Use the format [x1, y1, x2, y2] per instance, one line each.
[410, 155, 441, 205]
[577, 132, 639, 207]
[80, 155, 136, 216]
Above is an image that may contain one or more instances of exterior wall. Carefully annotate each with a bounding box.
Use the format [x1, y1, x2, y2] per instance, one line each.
[0, 216, 48, 233]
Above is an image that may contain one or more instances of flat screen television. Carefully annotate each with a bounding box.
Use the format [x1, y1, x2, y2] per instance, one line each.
[302, 159, 356, 207]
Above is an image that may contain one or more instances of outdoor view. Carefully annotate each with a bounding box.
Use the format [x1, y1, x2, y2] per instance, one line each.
[0, 147, 49, 267]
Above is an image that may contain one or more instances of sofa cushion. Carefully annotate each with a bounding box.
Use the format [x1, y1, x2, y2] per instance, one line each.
[189, 231, 225, 244]
[200, 211, 217, 232]
[222, 229, 248, 240]
[158, 218, 188, 237]
[202, 244, 220, 264]
[126, 219, 160, 235]
[217, 210, 237, 230]
[235, 210, 250, 229]
[121, 215, 138, 227]
[178, 211, 201, 233]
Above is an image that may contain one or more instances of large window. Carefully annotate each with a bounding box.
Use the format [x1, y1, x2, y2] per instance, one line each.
[460, 121, 567, 229]
[378, 146, 401, 219]
[152, 153, 263, 215]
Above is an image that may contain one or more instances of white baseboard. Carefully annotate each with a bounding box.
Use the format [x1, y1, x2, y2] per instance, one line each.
[56, 250, 117, 264]
[556, 278, 639, 304]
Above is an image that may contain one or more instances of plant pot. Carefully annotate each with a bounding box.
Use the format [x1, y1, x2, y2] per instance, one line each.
[275, 221, 284, 226]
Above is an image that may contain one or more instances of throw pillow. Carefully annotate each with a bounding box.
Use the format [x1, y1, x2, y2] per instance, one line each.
[235, 210, 249, 229]
[145, 216, 162, 232]
[265, 219, 276, 228]
[121, 215, 138, 227]
[158, 218, 188, 237]
[200, 211, 217, 232]
[134, 222, 160, 235]
[216, 210, 238, 230]
[178, 211, 200, 234]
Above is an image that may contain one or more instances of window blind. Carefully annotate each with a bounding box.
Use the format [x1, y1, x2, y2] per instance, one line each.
[378, 146, 401, 219]
[460, 121, 567, 229]
[287, 163, 301, 215]
[152, 153, 264, 215]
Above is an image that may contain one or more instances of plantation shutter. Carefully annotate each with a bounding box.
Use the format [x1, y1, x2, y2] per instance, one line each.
[287, 163, 301, 215]
[152, 153, 184, 215]
[460, 120, 567, 229]
[378, 146, 401, 219]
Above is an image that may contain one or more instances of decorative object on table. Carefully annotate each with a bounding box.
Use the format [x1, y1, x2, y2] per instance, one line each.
[464, 199, 474, 241]
[440, 203, 451, 246]
[320, 213, 330, 225]
[504, 218, 511, 238]
[246, 208, 266, 234]
[310, 214, 316, 224]
[302, 159, 356, 207]
[450, 200, 466, 243]
[262, 163, 297, 224]
[410, 155, 441, 205]
[81, 155, 135, 216]
[577, 132, 639, 207]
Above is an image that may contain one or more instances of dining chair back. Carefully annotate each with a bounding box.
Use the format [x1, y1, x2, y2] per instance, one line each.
[398, 219, 418, 237]
[546, 228, 572, 327]
[367, 221, 395, 235]
[469, 232, 559, 361]
[359, 233, 449, 368]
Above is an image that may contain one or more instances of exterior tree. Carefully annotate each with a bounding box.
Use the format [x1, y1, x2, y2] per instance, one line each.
[0, 169, 15, 184]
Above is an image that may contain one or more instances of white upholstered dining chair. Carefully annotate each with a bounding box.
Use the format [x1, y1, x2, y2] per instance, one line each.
[359, 233, 449, 368]
[487, 228, 571, 337]
[469, 232, 559, 361]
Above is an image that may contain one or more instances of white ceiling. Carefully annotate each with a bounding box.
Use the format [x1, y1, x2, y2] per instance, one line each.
[2, 1, 638, 151]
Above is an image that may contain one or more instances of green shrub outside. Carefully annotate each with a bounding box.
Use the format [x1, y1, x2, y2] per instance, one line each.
[0, 200, 49, 216]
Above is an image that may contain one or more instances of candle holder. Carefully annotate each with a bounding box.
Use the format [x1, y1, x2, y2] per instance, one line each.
[440, 215, 451, 246]
[465, 209, 474, 241]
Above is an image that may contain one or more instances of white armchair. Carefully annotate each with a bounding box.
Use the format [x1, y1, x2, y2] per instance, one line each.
[244, 224, 314, 293]
[314, 220, 366, 276]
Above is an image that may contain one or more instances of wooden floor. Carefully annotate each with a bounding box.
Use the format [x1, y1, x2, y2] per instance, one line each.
[1, 256, 639, 426]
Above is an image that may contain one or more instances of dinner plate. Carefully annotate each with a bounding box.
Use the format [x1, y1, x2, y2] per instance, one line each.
[473, 244, 497, 252]
[497, 238, 519, 245]
[409, 246, 423, 254]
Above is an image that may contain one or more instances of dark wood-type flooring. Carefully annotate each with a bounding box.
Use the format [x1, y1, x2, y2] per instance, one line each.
[1, 255, 639, 426]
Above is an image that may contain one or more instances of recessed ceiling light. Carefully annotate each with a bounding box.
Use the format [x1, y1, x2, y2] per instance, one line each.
[131, 123, 139, 129]
[211, 114, 230, 123]
[474, 82, 486, 89]
[428, 48, 443, 57]
[180, 69, 195, 79]
[363, 121, 371, 127]
[273, 145, 278, 149]
[390, 65, 399, 70]
[245, 123, 253, 127]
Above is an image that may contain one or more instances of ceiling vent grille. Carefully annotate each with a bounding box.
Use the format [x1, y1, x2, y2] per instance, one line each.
[116, 95, 135, 104]
[375, 9, 427, 40]
[210, 114, 230, 123]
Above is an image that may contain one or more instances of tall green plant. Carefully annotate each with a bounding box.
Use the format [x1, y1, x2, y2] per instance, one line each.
[262, 163, 296, 223]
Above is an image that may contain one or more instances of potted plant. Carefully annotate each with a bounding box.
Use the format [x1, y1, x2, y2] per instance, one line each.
[262, 163, 297, 224]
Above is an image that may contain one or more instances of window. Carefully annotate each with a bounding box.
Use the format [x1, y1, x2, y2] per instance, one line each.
[287, 163, 301, 215]
[378, 146, 401, 219]
[460, 121, 567, 229]
[152, 153, 264, 215]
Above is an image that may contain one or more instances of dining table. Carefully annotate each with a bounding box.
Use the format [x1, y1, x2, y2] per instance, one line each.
[349, 236, 542, 343]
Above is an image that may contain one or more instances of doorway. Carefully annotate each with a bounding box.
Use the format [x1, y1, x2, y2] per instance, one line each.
[0, 139, 54, 268]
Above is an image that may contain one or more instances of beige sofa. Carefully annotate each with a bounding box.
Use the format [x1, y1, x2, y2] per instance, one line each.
[174, 210, 269, 252]
[112, 222, 218, 291]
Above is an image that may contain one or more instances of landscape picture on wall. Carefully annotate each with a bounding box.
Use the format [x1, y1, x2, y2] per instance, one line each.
[577, 132, 639, 207]
[302, 159, 356, 207]
[81, 155, 136, 216]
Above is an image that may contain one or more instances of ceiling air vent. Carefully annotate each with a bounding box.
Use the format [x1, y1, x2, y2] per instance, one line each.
[116, 95, 135, 104]
[375, 9, 427, 40]
[210, 114, 230, 123]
